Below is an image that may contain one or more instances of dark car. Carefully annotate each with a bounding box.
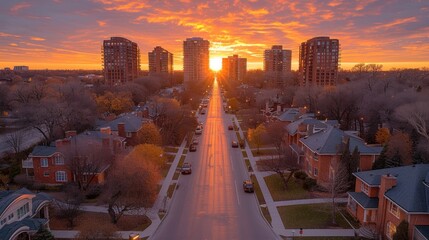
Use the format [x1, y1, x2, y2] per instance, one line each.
[181, 162, 192, 174]
[189, 143, 197, 152]
[228, 125, 234, 130]
[243, 180, 254, 193]
[231, 141, 239, 148]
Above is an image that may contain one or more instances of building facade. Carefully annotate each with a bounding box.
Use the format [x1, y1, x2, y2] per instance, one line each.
[348, 165, 429, 240]
[264, 45, 292, 86]
[148, 46, 173, 78]
[183, 37, 210, 84]
[299, 37, 339, 87]
[221, 55, 247, 82]
[13, 66, 29, 71]
[102, 37, 140, 86]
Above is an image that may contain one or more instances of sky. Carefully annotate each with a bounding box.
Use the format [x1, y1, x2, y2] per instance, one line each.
[0, 0, 428, 71]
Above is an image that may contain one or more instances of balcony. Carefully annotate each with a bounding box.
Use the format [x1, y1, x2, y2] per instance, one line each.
[22, 158, 33, 168]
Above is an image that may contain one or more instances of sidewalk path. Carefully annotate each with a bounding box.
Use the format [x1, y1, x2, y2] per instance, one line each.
[232, 115, 356, 238]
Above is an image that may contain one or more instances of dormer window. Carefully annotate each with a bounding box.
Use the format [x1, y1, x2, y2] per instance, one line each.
[41, 158, 48, 167]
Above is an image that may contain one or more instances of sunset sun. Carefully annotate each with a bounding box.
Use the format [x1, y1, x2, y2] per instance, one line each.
[210, 57, 222, 71]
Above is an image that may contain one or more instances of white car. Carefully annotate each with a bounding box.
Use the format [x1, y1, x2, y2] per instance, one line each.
[195, 126, 202, 135]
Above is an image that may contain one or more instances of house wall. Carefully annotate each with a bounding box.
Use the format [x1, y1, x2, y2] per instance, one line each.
[0, 196, 33, 229]
[32, 156, 72, 185]
[409, 214, 429, 239]
[360, 155, 376, 171]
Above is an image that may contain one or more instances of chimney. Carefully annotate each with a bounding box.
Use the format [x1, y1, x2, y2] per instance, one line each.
[379, 174, 397, 197]
[100, 127, 111, 135]
[55, 138, 70, 147]
[118, 123, 126, 138]
[65, 130, 77, 138]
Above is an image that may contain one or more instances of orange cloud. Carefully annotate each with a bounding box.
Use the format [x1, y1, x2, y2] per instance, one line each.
[245, 8, 269, 17]
[373, 17, 418, 30]
[96, 0, 150, 13]
[97, 20, 107, 27]
[11, 2, 31, 12]
[30, 37, 46, 41]
[0, 32, 21, 38]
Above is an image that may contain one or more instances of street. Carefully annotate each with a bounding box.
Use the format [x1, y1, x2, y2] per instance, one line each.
[151, 79, 278, 240]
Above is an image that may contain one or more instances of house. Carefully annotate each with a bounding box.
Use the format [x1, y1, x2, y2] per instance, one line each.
[0, 188, 51, 240]
[22, 129, 125, 186]
[299, 125, 382, 186]
[97, 113, 152, 146]
[347, 165, 429, 240]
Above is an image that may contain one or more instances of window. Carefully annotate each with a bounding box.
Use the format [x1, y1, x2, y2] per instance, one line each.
[17, 203, 29, 219]
[55, 155, 64, 165]
[126, 132, 132, 138]
[43, 171, 49, 177]
[389, 202, 400, 218]
[8, 213, 14, 220]
[314, 167, 318, 176]
[361, 183, 369, 194]
[386, 221, 396, 239]
[41, 158, 48, 167]
[0, 218, 6, 225]
[55, 171, 67, 182]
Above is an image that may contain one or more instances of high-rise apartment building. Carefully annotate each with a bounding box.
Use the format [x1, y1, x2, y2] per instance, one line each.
[102, 37, 140, 86]
[299, 37, 339, 87]
[183, 37, 210, 84]
[221, 55, 247, 82]
[13, 66, 29, 71]
[148, 46, 173, 77]
[264, 45, 292, 86]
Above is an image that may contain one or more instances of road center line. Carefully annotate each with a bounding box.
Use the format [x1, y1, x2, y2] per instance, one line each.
[234, 180, 240, 205]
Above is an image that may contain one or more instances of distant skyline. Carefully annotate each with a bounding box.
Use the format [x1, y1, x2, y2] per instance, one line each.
[0, 0, 428, 71]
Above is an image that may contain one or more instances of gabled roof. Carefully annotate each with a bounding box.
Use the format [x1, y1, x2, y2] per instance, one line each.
[0, 188, 34, 215]
[354, 164, 429, 212]
[286, 117, 329, 135]
[98, 113, 147, 132]
[276, 108, 300, 122]
[30, 146, 58, 157]
[300, 125, 382, 155]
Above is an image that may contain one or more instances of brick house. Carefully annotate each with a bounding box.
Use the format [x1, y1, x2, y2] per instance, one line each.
[0, 188, 51, 239]
[97, 113, 152, 146]
[347, 165, 429, 239]
[22, 129, 125, 186]
[298, 125, 382, 186]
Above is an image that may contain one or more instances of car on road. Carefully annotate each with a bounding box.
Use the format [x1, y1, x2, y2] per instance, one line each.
[192, 139, 198, 145]
[231, 140, 239, 148]
[195, 126, 202, 135]
[243, 180, 254, 193]
[228, 125, 234, 130]
[200, 109, 206, 114]
[189, 143, 197, 152]
[181, 162, 192, 174]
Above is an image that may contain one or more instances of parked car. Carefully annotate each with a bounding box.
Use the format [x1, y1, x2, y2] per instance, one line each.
[231, 141, 239, 148]
[243, 180, 254, 193]
[195, 126, 202, 135]
[200, 109, 206, 115]
[181, 162, 192, 174]
[189, 143, 197, 152]
[228, 125, 233, 130]
[192, 139, 198, 145]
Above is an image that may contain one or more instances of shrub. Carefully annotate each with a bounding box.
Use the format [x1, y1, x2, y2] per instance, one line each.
[303, 178, 317, 190]
[86, 185, 102, 199]
[294, 171, 308, 180]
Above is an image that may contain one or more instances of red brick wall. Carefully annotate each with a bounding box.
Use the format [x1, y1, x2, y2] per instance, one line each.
[32, 155, 72, 185]
[360, 155, 375, 171]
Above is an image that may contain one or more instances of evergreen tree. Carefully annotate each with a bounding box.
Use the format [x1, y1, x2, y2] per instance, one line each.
[349, 147, 360, 186]
[393, 220, 409, 240]
[386, 151, 402, 168]
[373, 145, 388, 169]
[33, 226, 55, 240]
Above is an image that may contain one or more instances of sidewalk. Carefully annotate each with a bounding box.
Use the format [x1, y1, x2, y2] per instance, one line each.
[51, 139, 188, 239]
[232, 115, 356, 238]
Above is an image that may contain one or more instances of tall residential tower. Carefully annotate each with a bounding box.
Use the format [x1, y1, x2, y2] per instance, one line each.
[264, 45, 292, 86]
[299, 37, 340, 87]
[221, 55, 247, 82]
[183, 37, 210, 84]
[102, 37, 140, 86]
[148, 46, 173, 77]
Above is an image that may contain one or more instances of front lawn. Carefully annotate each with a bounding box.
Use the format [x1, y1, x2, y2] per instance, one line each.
[264, 174, 311, 201]
[277, 204, 352, 229]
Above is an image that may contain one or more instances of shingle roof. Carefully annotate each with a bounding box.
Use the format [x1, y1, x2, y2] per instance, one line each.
[98, 113, 146, 132]
[354, 164, 429, 212]
[0, 218, 48, 240]
[415, 225, 429, 239]
[276, 108, 300, 122]
[300, 126, 382, 155]
[348, 192, 379, 209]
[0, 188, 34, 216]
[285, 117, 329, 135]
[31, 192, 51, 215]
[30, 146, 58, 157]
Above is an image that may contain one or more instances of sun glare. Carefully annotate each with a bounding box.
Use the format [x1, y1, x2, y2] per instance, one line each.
[210, 57, 222, 71]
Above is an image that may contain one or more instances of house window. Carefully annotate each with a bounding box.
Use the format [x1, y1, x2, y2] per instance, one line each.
[43, 171, 49, 177]
[55, 155, 64, 165]
[126, 132, 132, 138]
[389, 202, 400, 218]
[313, 152, 318, 160]
[314, 167, 318, 176]
[0, 218, 6, 225]
[17, 203, 30, 219]
[386, 221, 396, 239]
[41, 158, 48, 167]
[8, 213, 14, 220]
[361, 183, 369, 194]
[55, 171, 67, 182]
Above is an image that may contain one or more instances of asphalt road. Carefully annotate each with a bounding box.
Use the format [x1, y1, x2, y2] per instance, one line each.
[151, 79, 278, 240]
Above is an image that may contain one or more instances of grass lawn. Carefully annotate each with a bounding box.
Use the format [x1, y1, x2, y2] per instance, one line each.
[277, 204, 353, 229]
[242, 150, 248, 158]
[167, 183, 177, 198]
[163, 146, 178, 153]
[160, 163, 170, 178]
[178, 155, 186, 167]
[173, 171, 180, 180]
[264, 174, 311, 201]
[252, 148, 278, 156]
[182, 149, 188, 154]
[165, 154, 175, 163]
[250, 174, 266, 205]
[261, 206, 272, 225]
[244, 159, 250, 171]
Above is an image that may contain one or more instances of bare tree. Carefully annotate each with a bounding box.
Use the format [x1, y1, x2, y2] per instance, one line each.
[6, 131, 24, 154]
[328, 153, 350, 225]
[105, 156, 160, 224]
[54, 184, 83, 228]
[395, 101, 429, 141]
